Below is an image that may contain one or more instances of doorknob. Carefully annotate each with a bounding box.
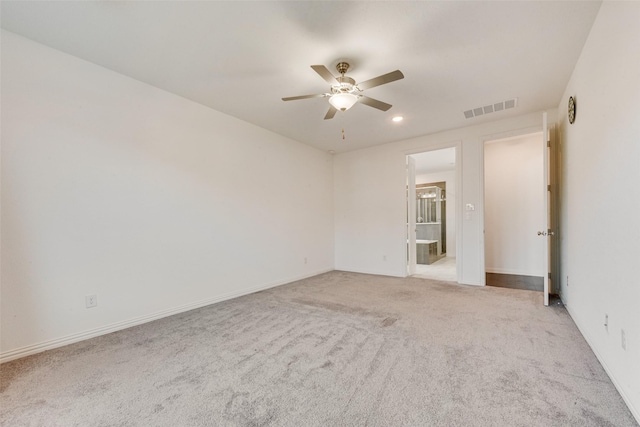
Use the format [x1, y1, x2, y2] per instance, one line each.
[537, 231, 547, 236]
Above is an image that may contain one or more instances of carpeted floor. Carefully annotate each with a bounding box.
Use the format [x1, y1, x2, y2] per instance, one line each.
[1, 271, 637, 426]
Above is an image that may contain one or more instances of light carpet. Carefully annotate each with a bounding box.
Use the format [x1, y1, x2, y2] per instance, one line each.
[1, 271, 637, 426]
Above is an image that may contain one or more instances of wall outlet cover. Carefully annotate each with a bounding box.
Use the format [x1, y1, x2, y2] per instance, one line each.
[85, 295, 97, 308]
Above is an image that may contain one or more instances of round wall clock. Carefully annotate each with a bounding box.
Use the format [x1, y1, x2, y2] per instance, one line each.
[568, 96, 576, 124]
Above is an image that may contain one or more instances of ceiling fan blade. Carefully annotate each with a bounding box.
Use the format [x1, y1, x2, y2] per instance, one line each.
[311, 65, 338, 84]
[324, 106, 338, 120]
[282, 94, 326, 101]
[359, 96, 392, 111]
[357, 70, 404, 91]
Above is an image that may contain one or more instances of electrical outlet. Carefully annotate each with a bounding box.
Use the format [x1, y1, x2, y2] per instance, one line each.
[566, 275, 569, 287]
[85, 294, 97, 308]
[604, 314, 608, 331]
[383, 255, 387, 261]
[621, 329, 626, 351]
[304, 257, 308, 264]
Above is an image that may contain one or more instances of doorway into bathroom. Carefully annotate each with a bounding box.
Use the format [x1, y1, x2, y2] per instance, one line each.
[407, 147, 458, 282]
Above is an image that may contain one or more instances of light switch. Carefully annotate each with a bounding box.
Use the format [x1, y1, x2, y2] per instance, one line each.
[466, 203, 475, 211]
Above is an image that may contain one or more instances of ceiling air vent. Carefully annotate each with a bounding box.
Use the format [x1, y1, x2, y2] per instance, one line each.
[504, 98, 516, 109]
[464, 98, 517, 119]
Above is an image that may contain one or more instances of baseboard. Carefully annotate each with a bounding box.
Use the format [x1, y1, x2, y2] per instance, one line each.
[335, 267, 405, 278]
[0, 268, 333, 364]
[458, 279, 482, 287]
[562, 300, 640, 424]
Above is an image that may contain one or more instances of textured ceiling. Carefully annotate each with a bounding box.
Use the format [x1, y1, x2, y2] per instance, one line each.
[1, 1, 601, 153]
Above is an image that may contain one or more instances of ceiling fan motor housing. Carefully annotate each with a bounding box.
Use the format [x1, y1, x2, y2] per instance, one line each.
[332, 76, 357, 95]
[336, 62, 350, 75]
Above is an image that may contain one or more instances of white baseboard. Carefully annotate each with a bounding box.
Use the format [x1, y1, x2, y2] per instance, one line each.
[0, 268, 333, 364]
[562, 299, 640, 424]
[335, 267, 405, 278]
[459, 279, 482, 287]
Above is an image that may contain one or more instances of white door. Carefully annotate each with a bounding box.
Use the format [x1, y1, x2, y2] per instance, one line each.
[407, 156, 417, 276]
[540, 113, 551, 306]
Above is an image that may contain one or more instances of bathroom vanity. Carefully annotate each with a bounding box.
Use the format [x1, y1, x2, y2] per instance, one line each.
[416, 239, 439, 265]
[415, 183, 446, 265]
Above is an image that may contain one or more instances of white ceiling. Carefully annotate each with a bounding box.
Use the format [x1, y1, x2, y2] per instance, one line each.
[1, 1, 601, 153]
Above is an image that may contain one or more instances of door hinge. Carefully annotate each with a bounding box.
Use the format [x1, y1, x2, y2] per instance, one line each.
[548, 273, 552, 279]
[547, 184, 551, 192]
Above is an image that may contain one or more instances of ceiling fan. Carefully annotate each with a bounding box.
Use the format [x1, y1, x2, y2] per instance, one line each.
[282, 62, 404, 120]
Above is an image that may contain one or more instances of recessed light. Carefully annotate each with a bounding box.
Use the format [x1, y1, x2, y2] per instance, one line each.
[392, 116, 404, 122]
[328, 150, 336, 155]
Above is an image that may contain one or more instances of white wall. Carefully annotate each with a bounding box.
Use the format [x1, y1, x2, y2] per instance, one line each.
[0, 31, 334, 361]
[334, 111, 555, 284]
[484, 133, 544, 276]
[556, 2, 640, 420]
[416, 170, 456, 257]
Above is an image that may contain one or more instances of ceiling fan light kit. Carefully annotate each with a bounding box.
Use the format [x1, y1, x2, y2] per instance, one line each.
[329, 93, 358, 111]
[282, 61, 404, 120]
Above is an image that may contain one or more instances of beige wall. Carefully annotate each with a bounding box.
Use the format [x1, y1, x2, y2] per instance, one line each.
[556, 2, 640, 420]
[334, 111, 555, 284]
[1, 31, 334, 361]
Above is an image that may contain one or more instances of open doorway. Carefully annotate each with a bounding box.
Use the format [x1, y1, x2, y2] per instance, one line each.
[483, 132, 545, 291]
[407, 147, 458, 282]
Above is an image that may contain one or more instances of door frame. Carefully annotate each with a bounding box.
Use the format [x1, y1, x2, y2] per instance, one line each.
[407, 156, 417, 276]
[405, 142, 462, 283]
